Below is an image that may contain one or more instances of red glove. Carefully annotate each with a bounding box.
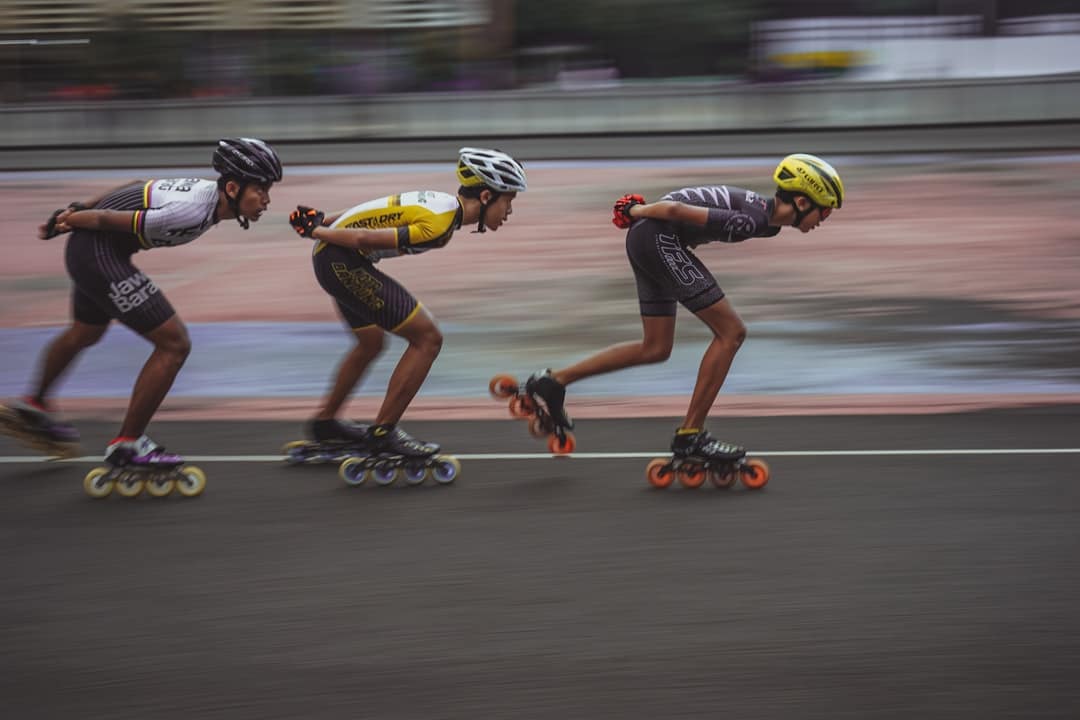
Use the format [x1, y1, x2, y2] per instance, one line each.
[612, 193, 645, 229]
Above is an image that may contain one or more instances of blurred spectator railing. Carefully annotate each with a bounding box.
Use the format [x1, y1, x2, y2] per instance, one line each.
[1, 74, 1078, 151]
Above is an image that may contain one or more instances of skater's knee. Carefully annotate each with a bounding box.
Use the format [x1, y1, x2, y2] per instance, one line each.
[640, 340, 673, 364]
[151, 322, 192, 362]
[715, 320, 747, 351]
[68, 322, 107, 350]
[414, 326, 443, 357]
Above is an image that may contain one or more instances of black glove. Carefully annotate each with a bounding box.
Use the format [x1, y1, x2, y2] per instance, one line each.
[289, 206, 325, 238]
[41, 202, 88, 239]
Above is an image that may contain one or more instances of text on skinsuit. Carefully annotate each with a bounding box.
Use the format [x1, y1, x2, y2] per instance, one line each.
[657, 234, 706, 286]
[345, 212, 404, 229]
[108, 271, 160, 313]
[332, 262, 385, 309]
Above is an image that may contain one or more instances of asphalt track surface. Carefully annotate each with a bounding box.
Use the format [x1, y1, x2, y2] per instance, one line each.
[2, 408, 1079, 719]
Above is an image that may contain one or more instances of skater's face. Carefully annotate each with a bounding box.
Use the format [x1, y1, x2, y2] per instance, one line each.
[795, 196, 833, 234]
[483, 192, 517, 232]
[236, 182, 273, 223]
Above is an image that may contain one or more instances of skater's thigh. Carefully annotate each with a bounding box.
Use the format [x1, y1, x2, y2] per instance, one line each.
[315, 248, 419, 332]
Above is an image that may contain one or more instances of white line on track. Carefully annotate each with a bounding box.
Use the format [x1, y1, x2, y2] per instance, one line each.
[1, 448, 1079, 464]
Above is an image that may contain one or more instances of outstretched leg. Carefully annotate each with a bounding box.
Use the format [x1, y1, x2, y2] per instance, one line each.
[315, 324, 386, 421]
[29, 320, 109, 404]
[117, 315, 191, 439]
[550, 314, 676, 387]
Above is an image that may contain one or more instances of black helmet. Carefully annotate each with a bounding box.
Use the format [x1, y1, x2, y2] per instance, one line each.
[212, 137, 283, 184]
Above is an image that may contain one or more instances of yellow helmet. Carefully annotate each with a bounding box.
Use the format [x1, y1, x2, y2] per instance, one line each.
[774, 153, 844, 209]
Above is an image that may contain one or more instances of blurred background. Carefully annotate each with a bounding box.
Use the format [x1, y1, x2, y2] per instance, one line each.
[1, 0, 1078, 409]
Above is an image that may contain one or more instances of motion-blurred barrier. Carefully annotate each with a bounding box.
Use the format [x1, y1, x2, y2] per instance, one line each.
[3, 75, 1078, 154]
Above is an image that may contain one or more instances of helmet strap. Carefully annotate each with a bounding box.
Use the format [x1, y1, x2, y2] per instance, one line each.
[229, 180, 250, 230]
[470, 189, 500, 234]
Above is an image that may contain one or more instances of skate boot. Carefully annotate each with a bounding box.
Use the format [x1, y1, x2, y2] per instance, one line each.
[645, 428, 769, 491]
[337, 423, 460, 488]
[83, 434, 206, 499]
[488, 369, 576, 454]
[282, 418, 370, 465]
[0, 398, 81, 458]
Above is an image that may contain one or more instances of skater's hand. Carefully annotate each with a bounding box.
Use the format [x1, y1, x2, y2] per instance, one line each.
[612, 193, 646, 229]
[289, 206, 325, 238]
[39, 202, 87, 240]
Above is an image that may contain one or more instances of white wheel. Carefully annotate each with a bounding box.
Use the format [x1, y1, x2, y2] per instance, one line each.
[175, 466, 206, 498]
[145, 475, 176, 497]
[339, 457, 368, 487]
[83, 467, 114, 499]
[431, 456, 460, 485]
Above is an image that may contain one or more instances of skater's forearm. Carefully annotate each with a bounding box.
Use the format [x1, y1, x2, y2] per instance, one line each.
[311, 226, 399, 252]
[630, 201, 709, 226]
[63, 209, 137, 232]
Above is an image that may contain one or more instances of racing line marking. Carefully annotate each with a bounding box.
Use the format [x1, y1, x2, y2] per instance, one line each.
[1, 448, 1079, 464]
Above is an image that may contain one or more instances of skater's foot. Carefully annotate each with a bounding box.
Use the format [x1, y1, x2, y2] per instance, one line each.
[308, 418, 369, 443]
[670, 428, 745, 461]
[366, 424, 440, 457]
[7, 397, 80, 443]
[525, 369, 574, 430]
[105, 435, 183, 467]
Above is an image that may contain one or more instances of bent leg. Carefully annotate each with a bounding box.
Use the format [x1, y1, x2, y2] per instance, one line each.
[316, 325, 386, 420]
[118, 315, 191, 438]
[30, 320, 109, 404]
[374, 306, 442, 426]
[682, 298, 746, 430]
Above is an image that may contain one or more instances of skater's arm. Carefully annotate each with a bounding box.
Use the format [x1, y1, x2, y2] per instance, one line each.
[39, 207, 137, 238]
[627, 200, 709, 226]
[38, 180, 145, 239]
[308, 225, 399, 252]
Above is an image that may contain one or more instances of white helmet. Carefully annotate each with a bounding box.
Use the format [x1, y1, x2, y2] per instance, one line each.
[457, 147, 527, 193]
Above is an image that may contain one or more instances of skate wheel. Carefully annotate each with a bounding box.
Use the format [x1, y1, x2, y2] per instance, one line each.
[547, 431, 575, 455]
[646, 458, 674, 489]
[508, 395, 534, 419]
[709, 468, 737, 489]
[740, 458, 770, 490]
[176, 466, 207, 498]
[146, 475, 176, 497]
[678, 465, 707, 489]
[114, 473, 145, 498]
[527, 416, 547, 439]
[431, 455, 460, 485]
[403, 461, 428, 486]
[339, 457, 368, 486]
[83, 467, 114, 499]
[372, 461, 399, 486]
[489, 374, 519, 399]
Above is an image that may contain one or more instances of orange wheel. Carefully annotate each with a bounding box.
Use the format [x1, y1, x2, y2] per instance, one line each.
[709, 468, 737, 489]
[508, 395, 533, 418]
[678, 465, 707, 489]
[489, 374, 518, 399]
[740, 458, 770, 489]
[528, 416, 547, 439]
[547, 431, 576, 455]
[646, 458, 674, 489]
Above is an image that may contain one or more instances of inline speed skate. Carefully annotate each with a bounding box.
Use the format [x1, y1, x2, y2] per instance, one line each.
[646, 429, 770, 490]
[489, 369, 576, 454]
[338, 424, 460, 488]
[83, 435, 206, 499]
[0, 399, 81, 459]
[282, 419, 370, 465]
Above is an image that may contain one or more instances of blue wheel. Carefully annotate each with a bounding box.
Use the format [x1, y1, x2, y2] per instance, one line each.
[372, 461, 399, 486]
[431, 456, 460, 485]
[403, 461, 428, 486]
[339, 457, 368, 487]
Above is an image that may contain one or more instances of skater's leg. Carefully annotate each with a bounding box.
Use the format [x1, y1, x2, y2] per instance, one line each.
[117, 316, 191, 439]
[315, 325, 385, 421]
[29, 320, 108, 404]
[551, 315, 675, 387]
[373, 306, 442, 427]
[681, 298, 746, 431]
